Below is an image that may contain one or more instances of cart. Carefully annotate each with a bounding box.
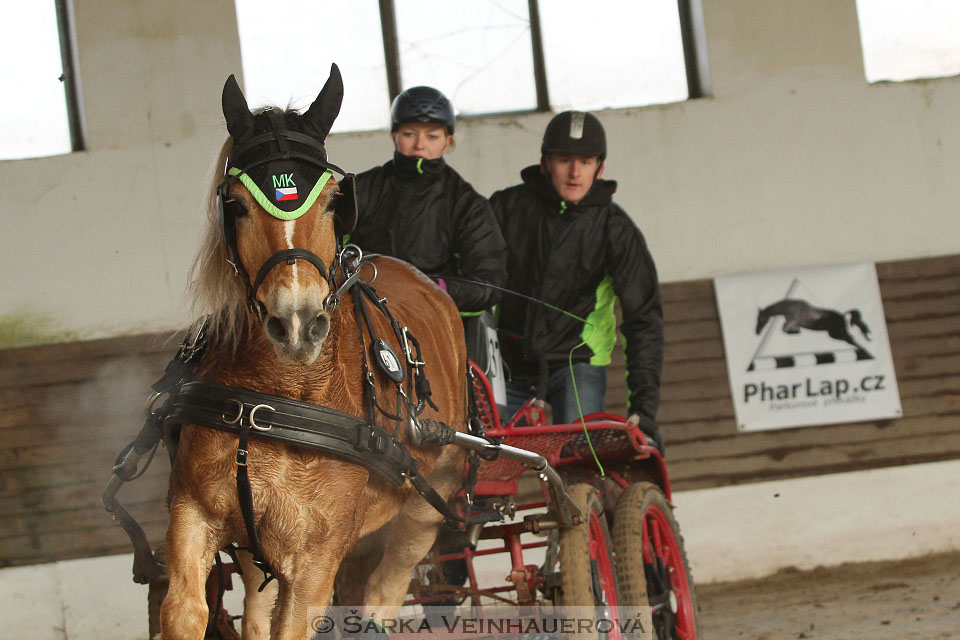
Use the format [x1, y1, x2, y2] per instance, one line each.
[398, 362, 700, 639]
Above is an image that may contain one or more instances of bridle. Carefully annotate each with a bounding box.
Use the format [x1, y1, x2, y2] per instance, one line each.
[216, 108, 359, 320]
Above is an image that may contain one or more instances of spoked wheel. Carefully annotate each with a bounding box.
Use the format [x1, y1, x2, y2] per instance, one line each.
[612, 482, 699, 640]
[557, 484, 621, 639]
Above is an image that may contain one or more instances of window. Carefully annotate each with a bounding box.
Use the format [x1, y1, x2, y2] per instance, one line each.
[394, 0, 537, 115]
[539, 0, 690, 111]
[235, 0, 704, 132]
[235, 0, 391, 132]
[856, 0, 960, 83]
[0, 0, 81, 161]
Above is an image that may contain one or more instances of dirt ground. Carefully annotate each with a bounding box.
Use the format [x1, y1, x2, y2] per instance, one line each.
[696, 549, 960, 640]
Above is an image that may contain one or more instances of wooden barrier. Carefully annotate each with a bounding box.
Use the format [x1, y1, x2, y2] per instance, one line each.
[1, 254, 957, 566]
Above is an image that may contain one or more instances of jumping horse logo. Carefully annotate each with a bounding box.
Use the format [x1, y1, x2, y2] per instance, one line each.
[748, 279, 874, 371]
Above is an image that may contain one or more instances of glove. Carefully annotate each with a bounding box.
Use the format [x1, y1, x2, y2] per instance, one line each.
[627, 413, 665, 455]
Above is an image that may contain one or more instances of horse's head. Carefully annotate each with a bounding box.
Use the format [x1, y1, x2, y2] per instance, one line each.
[755, 307, 767, 334]
[215, 64, 358, 365]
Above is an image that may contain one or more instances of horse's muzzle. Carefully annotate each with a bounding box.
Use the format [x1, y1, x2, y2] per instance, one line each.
[264, 307, 331, 364]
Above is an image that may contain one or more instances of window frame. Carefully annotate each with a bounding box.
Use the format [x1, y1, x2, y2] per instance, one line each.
[55, 0, 85, 153]
[377, 0, 708, 112]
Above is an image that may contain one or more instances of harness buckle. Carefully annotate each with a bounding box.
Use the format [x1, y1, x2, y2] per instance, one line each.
[401, 326, 425, 367]
[355, 424, 372, 451]
[236, 449, 248, 466]
[175, 317, 209, 364]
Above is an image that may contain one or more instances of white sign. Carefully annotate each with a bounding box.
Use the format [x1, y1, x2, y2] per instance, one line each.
[484, 324, 506, 406]
[714, 262, 902, 431]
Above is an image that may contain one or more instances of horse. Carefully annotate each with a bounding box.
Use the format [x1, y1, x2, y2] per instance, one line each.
[755, 298, 872, 351]
[160, 64, 468, 640]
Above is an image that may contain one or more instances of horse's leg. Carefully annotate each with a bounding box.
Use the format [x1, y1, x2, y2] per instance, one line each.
[362, 448, 466, 621]
[829, 327, 862, 349]
[235, 549, 278, 640]
[161, 499, 221, 640]
[269, 548, 346, 640]
[334, 526, 389, 607]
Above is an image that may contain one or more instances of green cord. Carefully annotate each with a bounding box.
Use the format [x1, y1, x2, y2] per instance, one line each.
[568, 324, 605, 478]
[416, 157, 424, 174]
[542, 302, 605, 477]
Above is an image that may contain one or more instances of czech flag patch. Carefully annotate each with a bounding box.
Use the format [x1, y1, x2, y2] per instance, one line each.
[275, 187, 298, 201]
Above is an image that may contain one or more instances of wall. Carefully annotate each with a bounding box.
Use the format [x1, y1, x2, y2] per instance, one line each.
[0, 0, 243, 343]
[1, 0, 959, 343]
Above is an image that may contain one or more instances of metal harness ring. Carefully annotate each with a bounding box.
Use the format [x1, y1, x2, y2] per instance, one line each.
[221, 399, 243, 425]
[250, 404, 275, 431]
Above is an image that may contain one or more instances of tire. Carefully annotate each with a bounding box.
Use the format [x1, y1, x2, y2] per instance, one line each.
[557, 484, 620, 639]
[612, 482, 700, 640]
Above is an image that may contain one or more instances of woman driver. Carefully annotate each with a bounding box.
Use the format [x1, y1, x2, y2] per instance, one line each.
[349, 86, 506, 314]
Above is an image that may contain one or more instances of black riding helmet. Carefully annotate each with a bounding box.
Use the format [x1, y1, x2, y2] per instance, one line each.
[391, 86, 456, 134]
[541, 111, 606, 160]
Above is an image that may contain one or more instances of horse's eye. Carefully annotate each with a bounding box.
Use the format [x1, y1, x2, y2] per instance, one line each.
[222, 198, 247, 218]
[326, 194, 340, 212]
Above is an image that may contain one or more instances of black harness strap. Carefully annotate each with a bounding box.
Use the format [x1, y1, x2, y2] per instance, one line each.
[235, 413, 276, 589]
[251, 248, 329, 298]
[166, 381, 418, 485]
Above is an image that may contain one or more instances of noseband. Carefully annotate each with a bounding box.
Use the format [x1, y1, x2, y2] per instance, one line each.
[217, 108, 358, 320]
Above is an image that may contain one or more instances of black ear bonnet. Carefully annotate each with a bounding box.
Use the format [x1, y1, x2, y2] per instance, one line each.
[217, 65, 357, 239]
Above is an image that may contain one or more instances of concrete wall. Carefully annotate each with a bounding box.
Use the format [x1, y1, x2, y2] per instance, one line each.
[1, 0, 958, 344]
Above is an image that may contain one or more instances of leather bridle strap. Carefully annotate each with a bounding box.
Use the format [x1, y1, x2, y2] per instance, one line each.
[250, 248, 333, 307]
[235, 413, 276, 590]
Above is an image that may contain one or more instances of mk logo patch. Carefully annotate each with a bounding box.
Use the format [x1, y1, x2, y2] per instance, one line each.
[272, 173, 296, 188]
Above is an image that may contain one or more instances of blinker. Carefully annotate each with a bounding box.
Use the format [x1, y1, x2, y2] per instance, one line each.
[373, 339, 405, 384]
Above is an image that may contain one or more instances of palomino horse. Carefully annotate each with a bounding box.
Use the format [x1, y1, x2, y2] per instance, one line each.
[756, 298, 872, 353]
[161, 65, 468, 639]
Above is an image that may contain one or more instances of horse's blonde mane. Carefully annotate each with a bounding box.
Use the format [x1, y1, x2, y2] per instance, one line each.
[187, 137, 249, 352]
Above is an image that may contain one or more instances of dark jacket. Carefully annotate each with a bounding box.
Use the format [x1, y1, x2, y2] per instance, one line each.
[489, 165, 663, 424]
[351, 152, 507, 312]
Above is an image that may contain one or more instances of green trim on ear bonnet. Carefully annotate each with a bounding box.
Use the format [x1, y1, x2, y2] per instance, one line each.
[229, 167, 334, 221]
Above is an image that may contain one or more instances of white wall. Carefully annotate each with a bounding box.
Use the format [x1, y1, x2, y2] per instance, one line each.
[2, 0, 959, 343]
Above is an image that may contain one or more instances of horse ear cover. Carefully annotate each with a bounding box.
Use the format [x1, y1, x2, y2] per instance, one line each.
[335, 174, 358, 237]
[303, 63, 344, 142]
[222, 74, 255, 141]
[218, 74, 250, 246]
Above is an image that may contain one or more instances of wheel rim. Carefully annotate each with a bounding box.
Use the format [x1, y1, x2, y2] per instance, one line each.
[641, 504, 696, 639]
[588, 510, 621, 640]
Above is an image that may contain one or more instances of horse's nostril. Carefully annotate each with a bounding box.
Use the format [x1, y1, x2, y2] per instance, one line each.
[266, 317, 288, 341]
[307, 314, 330, 343]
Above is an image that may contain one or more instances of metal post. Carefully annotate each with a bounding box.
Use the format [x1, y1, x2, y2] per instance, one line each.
[55, 0, 85, 151]
[677, 0, 709, 99]
[527, 0, 551, 111]
[378, 0, 403, 102]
